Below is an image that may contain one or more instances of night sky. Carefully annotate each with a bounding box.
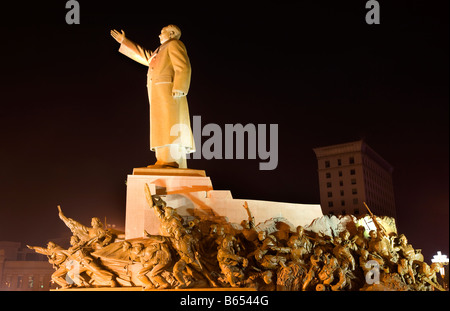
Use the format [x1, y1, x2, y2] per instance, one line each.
[0, 1, 448, 262]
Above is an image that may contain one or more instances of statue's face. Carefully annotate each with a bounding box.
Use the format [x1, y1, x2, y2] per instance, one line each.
[342, 231, 350, 240]
[258, 231, 266, 241]
[400, 236, 407, 245]
[263, 272, 272, 284]
[91, 218, 99, 227]
[70, 236, 79, 246]
[122, 242, 131, 251]
[159, 27, 172, 44]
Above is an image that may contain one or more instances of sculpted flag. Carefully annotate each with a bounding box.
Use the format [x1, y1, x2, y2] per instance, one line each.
[119, 37, 195, 153]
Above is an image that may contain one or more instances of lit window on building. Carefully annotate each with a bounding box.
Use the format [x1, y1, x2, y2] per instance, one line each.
[4, 276, 12, 288]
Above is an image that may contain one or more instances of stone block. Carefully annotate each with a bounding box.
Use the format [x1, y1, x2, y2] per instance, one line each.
[125, 168, 323, 239]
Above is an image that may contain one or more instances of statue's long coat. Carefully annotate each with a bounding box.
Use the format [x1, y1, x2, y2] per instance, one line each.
[119, 37, 195, 152]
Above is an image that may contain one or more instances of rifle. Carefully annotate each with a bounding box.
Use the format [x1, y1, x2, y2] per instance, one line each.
[144, 183, 154, 208]
[144, 183, 167, 214]
[363, 202, 388, 238]
[242, 201, 255, 229]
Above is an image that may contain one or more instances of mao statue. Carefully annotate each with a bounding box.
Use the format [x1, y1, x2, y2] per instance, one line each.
[111, 25, 195, 168]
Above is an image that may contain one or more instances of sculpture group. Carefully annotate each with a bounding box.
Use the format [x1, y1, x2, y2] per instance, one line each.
[28, 184, 444, 291]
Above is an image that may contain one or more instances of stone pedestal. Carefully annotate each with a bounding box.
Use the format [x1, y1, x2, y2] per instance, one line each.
[125, 167, 323, 240]
[125, 168, 213, 239]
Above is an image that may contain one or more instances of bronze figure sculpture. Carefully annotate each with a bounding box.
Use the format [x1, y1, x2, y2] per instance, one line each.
[29, 193, 446, 291]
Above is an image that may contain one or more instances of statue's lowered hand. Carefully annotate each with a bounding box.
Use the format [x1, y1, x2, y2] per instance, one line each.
[172, 90, 186, 98]
[110, 29, 125, 43]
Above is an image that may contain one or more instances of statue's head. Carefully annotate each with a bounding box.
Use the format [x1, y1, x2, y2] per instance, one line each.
[222, 235, 234, 249]
[47, 241, 56, 249]
[314, 247, 323, 257]
[241, 220, 250, 229]
[132, 243, 144, 254]
[262, 271, 273, 284]
[333, 236, 342, 245]
[164, 206, 175, 218]
[91, 217, 103, 228]
[159, 24, 181, 44]
[399, 258, 408, 268]
[174, 228, 185, 240]
[340, 230, 350, 240]
[360, 249, 368, 259]
[211, 224, 225, 237]
[398, 234, 408, 245]
[258, 230, 267, 241]
[70, 235, 80, 246]
[122, 241, 132, 251]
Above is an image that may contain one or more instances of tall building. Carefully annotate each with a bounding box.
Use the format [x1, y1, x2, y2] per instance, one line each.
[313, 140, 396, 218]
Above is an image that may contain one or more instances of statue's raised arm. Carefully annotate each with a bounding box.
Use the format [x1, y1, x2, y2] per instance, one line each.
[27, 245, 50, 256]
[57, 205, 90, 241]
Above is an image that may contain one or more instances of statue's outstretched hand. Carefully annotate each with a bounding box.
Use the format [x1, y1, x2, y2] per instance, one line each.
[110, 29, 125, 43]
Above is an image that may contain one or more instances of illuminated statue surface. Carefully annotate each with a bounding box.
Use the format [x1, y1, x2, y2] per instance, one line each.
[111, 25, 195, 168]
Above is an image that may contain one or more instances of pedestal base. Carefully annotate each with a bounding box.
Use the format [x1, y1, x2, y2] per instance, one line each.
[133, 167, 206, 177]
[53, 287, 256, 291]
[125, 167, 323, 239]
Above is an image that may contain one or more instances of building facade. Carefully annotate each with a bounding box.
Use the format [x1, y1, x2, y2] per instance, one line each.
[313, 140, 396, 218]
[0, 241, 56, 291]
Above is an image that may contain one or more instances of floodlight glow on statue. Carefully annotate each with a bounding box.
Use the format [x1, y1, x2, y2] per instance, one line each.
[111, 25, 195, 168]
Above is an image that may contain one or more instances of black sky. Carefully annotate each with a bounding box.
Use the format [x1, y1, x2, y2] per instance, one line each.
[0, 1, 448, 262]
